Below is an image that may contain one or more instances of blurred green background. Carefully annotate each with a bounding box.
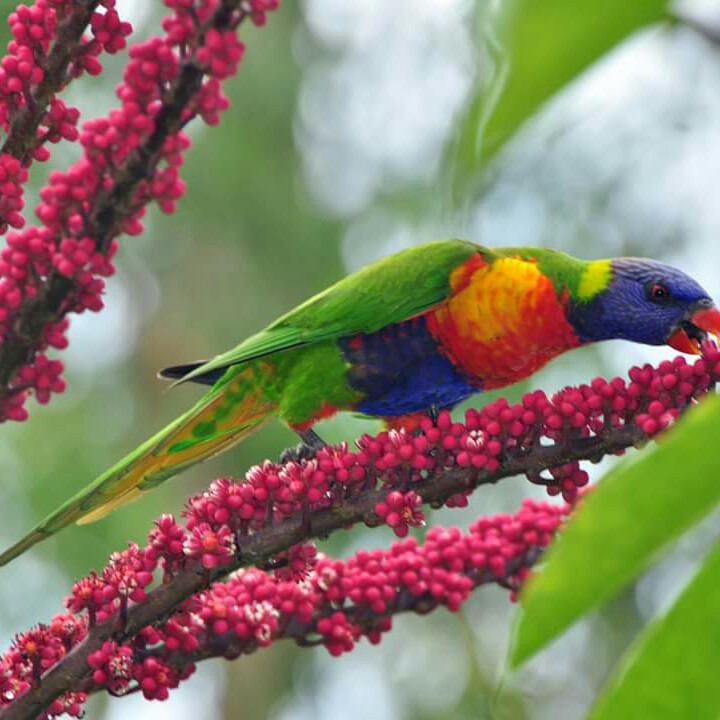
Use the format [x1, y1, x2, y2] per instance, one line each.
[2, 1, 720, 718]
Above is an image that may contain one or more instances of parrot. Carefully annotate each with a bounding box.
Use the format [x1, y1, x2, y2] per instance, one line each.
[1, 239, 719, 567]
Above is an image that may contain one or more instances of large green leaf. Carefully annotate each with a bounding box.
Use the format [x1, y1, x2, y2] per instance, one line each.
[588, 539, 720, 720]
[512, 393, 720, 666]
[452, 0, 670, 192]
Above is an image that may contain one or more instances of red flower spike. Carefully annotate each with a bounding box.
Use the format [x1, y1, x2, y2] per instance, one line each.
[64, 573, 112, 621]
[12, 626, 64, 675]
[183, 523, 236, 569]
[374, 490, 425, 537]
[132, 656, 181, 701]
[47, 614, 86, 650]
[317, 612, 361, 657]
[2, 349, 720, 710]
[162, 612, 202, 654]
[88, 641, 133, 695]
[147, 514, 187, 575]
[102, 544, 156, 609]
[42, 691, 87, 718]
[273, 542, 318, 582]
[0, 494, 571, 710]
[0, 0, 281, 424]
[0, 154, 28, 233]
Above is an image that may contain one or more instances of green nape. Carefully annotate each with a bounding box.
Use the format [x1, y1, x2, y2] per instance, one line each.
[487, 246, 611, 302]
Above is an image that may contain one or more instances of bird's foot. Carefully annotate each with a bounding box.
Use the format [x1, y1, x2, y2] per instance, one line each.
[279, 428, 327, 464]
[279, 442, 319, 464]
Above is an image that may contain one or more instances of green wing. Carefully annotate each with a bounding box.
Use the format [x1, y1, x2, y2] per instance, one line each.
[177, 239, 481, 384]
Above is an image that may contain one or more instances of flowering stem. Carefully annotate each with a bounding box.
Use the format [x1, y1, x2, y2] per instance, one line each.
[2, 346, 719, 716]
[86, 5, 246, 251]
[0, 420, 644, 720]
[0, 1, 98, 161]
[0, 0, 249, 398]
[99, 548, 543, 693]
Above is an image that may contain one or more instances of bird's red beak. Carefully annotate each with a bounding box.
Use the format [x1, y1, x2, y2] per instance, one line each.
[668, 306, 720, 354]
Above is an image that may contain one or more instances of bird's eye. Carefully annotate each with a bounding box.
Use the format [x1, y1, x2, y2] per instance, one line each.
[648, 283, 670, 303]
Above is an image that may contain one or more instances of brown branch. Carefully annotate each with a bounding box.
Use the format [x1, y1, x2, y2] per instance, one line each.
[0, 423, 645, 720]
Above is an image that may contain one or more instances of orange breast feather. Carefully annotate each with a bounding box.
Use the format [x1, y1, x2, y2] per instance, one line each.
[426, 256, 580, 388]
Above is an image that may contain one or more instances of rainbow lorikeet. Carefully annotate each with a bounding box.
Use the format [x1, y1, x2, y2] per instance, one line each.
[2, 240, 719, 566]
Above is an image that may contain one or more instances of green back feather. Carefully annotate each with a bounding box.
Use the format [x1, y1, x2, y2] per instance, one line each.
[178, 239, 481, 383]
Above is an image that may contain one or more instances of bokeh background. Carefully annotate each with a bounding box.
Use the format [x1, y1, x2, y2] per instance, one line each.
[2, 1, 720, 718]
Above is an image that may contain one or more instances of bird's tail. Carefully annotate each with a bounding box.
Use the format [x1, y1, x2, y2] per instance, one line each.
[0, 365, 278, 567]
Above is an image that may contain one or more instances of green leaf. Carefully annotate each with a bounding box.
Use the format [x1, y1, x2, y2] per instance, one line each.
[589, 539, 720, 720]
[511, 393, 720, 666]
[452, 0, 670, 193]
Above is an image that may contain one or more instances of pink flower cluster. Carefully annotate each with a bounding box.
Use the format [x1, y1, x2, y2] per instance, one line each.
[0, 497, 566, 714]
[0, 0, 279, 424]
[0, 614, 86, 718]
[1, 2, 129, 142]
[0, 348, 718, 715]
[375, 490, 425, 537]
[0, 154, 27, 232]
[182, 494, 556, 663]
[246, 0, 280, 27]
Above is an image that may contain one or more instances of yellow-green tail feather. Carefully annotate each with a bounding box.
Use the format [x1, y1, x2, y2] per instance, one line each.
[0, 366, 277, 567]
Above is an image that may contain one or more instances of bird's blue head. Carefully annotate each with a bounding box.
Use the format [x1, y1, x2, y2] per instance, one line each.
[568, 258, 720, 353]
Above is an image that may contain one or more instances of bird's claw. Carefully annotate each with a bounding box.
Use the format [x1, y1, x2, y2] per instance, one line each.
[279, 442, 320, 464]
[279, 428, 328, 464]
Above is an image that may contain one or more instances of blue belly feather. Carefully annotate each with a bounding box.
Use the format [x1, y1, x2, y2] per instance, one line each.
[338, 316, 479, 417]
